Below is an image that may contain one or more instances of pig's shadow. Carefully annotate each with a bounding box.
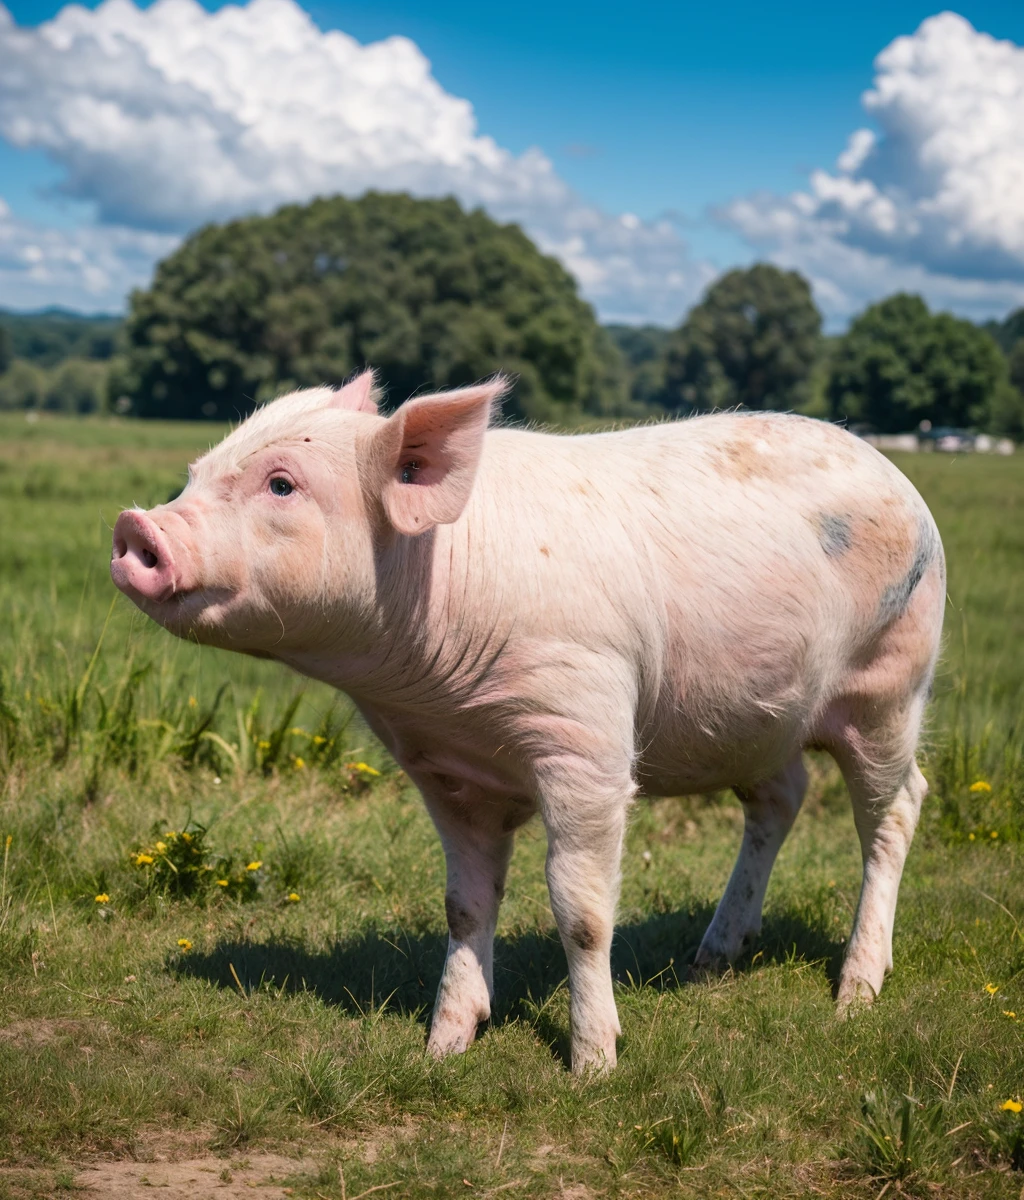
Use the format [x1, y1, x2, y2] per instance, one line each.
[178, 905, 842, 1059]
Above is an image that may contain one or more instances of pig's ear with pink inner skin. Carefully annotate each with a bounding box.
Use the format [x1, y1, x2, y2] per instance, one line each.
[370, 378, 508, 536]
[328, 369, 379, 415]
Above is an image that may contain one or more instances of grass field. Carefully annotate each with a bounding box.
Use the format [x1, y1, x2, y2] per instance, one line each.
[0, 410, 1022, 1199]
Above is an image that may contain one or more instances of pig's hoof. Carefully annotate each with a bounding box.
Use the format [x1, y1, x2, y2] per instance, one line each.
[569, 1026, 619, 1076]
[835, 976, 877, 1019]
[687, 959, 725, 983]
[688, 947, 737, 981]
[426, 1011, 488, 1058]
[570, 1044, 616, 1077]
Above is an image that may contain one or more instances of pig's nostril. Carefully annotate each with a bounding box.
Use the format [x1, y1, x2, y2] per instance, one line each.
[141, 548, 158, 569]
[113, 537, 127, 560]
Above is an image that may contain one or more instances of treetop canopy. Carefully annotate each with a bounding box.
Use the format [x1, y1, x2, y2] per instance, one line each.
[125, 192, 630, 424]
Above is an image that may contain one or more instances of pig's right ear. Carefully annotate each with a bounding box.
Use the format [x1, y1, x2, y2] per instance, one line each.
[367, 379, 507, 536]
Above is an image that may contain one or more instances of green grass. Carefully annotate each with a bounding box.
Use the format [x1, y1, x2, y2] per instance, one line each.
[0, 410, 1022, 1198]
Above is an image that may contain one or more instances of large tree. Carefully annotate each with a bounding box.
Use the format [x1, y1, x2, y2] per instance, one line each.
[828, 293, 1010, 433]
[983, 306, 1024, 355]
[0, 324, 10, 376]
[125, 192, 629, 423]
[661, 264, 822, 414]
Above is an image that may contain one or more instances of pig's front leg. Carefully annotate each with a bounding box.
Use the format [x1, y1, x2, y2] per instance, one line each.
[538, 756, 634, 1075]
[419, 784, 519, 1058]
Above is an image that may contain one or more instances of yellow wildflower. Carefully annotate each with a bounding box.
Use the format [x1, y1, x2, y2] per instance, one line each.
[134, 853, 154, 865]
[188, 695, 198, 708]
[991, 830, 999, 839]
[293, 756, 306, 770]
[985, 983, 1000, 995]
[155, 841, 167, 853]
[289, 728, 307, 737]
[287, 892, 301, 903]
[245, 861, 262, 872]
[1003, 1011, 1017, 1019]
[177, 938, 193, 952]
[969, 833, 976, 841]
[312, 735, 327, 745]
[181, 832, 192, 843]
[5, 834, 11, 849]
[257, 740, 270, 751]
[94, 893, 110, 904]
[970, 780, 992, 794]
[348, 761, 381, 776]
[165, 830, 177, 840]
[216, 879, 229, 887]
[1001, 1099, 1022, 1113]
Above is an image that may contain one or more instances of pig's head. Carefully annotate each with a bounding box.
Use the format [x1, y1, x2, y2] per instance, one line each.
[110, 371, 507, 656]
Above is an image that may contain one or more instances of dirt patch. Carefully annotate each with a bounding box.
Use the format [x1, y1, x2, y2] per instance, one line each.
[74, 1153, 311, 1198]
[0, 1018, 109, 1046]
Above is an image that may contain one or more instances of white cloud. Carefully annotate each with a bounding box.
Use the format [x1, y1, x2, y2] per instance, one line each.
[0, 0, 707, 321]
[0, 200, 177, 311]
[720, 12, 1024, 323]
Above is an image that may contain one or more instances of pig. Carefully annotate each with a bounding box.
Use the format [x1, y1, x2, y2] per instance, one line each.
[110, 370, 945, 1073]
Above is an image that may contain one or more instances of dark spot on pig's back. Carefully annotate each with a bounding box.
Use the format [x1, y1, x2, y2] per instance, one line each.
[816, 513, 852, 557]
[877, 518, 940, 625]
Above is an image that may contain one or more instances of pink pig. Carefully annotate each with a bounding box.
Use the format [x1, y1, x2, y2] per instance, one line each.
[111, 371, 944, 1073]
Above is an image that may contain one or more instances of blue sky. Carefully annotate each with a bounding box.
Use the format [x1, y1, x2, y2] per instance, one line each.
[306, 1, 1023, 212]
[2, 0, 1024, 324]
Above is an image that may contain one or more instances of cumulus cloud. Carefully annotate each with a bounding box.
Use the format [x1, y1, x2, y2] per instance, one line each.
[0, 201, 176, 311]
[720, 12, 1024, 322]
[0, 0, 707, 320]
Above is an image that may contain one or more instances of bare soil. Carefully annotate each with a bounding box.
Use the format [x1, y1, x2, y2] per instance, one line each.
[74, 1153, 309, 1198]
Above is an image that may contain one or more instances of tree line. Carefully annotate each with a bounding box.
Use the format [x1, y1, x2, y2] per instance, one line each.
[1, 192, 1022, 437]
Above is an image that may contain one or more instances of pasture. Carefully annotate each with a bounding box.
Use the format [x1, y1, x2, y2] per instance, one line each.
[0, 410, 1022, 1198]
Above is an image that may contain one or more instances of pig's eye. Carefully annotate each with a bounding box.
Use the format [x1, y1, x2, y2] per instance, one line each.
[269, 477, 293, 497]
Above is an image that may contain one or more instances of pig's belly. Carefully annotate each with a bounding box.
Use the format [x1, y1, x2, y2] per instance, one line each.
[635, 752, 791, 798]
[362, 694, 815, 803]
[634, 687, 816, 797]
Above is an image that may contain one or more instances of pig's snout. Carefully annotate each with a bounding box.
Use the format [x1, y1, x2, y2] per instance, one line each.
[111, 510, 178, 604]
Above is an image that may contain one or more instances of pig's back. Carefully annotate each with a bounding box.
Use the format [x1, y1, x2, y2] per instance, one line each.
[480, 412, 941, 792]
[489, 410, 936, 610]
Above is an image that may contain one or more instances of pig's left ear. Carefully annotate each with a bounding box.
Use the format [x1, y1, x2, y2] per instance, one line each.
[369, 378, 507, 536]
[328, 369, 379, 415]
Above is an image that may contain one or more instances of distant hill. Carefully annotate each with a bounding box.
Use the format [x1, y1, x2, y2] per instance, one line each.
[0, 308, 123, 367]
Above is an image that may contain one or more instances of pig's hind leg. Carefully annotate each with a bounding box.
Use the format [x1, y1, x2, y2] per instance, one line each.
[693, 753, 808, 970]
[828, 693, 930, 1015]
[422, 785, 522, 1058]
[825, 555, 942, 1013]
